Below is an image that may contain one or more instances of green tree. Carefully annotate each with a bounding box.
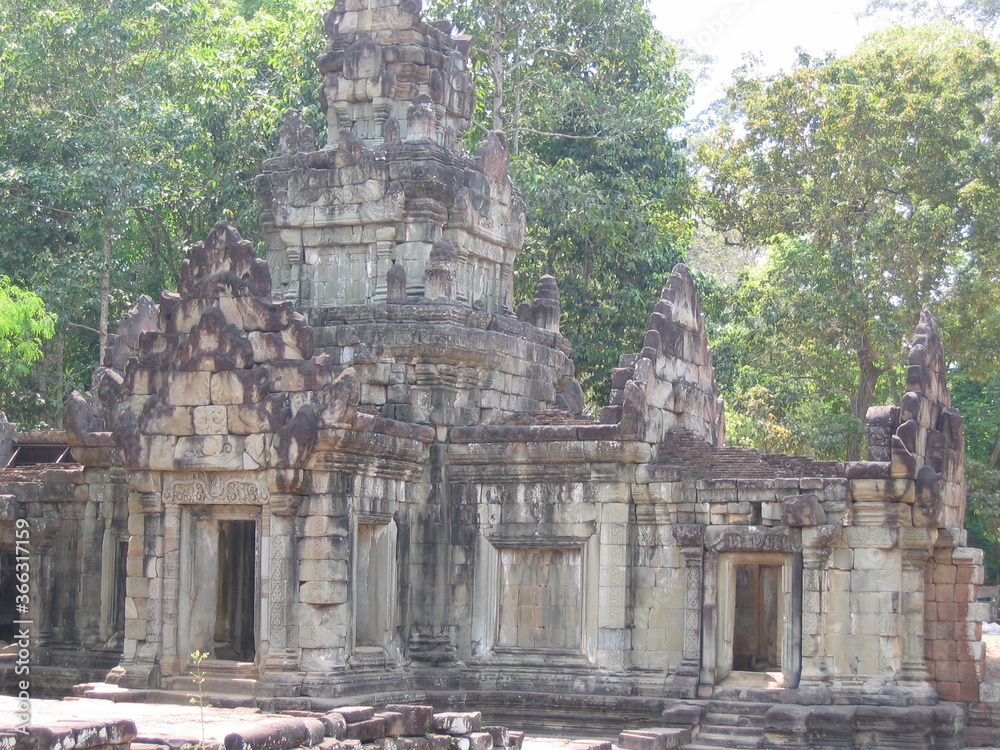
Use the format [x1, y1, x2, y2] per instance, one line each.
[426, 0, 693, 401]
[0, 276, 55, 387]
[700, 23, 1000, 459]
[0, 0, 326, 425]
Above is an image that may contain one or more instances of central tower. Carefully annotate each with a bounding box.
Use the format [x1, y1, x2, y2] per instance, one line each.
[255, 0, 577, 426]
[258, 0, 524, 315]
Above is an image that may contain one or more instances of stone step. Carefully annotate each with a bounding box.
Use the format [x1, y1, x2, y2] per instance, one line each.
[143, 688, 258, 708]
[163, 673, 258, 696]
[704, 700, 771, 715]
[618, 727, 693, 750]
[681, 731, 761, 749]
[699, 722, 761, 737]
[703, 714, 765, 729]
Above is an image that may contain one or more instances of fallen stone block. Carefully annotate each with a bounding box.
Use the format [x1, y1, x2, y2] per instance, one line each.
[321, 712, 348, 738]
[432, 712, 482, 735]
[375, 712, 405, 738]
[481, 727, 509, 748]
[225, 718, 310, 750]
[458, 733, 493, 750]
[617, 728, 691, 750]
[385, 705, 433, 736]
[344, 717, 386, 742]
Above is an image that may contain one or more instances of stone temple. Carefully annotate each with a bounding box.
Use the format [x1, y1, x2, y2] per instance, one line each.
[2, 1, 998, 748]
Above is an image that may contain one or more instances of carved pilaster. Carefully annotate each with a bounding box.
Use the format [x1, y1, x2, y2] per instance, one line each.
[31, 523, 59, 647]
[899, 547, 932, 682]
[158, 504, 181, 674]
[799, 546, 832, 683]
[699, 550, 719, 690]
[678, 545, 703, 677]
[265, 494, 301, 670]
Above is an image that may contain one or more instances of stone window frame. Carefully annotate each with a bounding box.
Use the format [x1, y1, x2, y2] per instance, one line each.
[701, 549, 803, 689]
[471, 523, 598, 666]
[349, 510, 399, 664]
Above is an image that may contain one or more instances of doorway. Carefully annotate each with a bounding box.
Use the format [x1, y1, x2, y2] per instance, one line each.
[705, 550, 801, 688]
[214, 520, 256, 661]
[733, 563, 781, 671]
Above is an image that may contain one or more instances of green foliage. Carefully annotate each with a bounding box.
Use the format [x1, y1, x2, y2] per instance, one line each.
[0, 276, 55, 387]
[966, 461, 1000, 583]
[0, 0, 327, 426]
[699, 22, 1000, 458]
[699, 256, 869, 461]
[426, 0, 693, 402]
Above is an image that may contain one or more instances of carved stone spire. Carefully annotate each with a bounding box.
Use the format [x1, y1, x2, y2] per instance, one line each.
[257, 0, 524, 316]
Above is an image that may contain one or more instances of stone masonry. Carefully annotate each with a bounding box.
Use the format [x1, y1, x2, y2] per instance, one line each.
[2, 1, 997, 748]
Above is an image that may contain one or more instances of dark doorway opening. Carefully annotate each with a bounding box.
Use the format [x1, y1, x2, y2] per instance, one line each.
[0, 553, 17, 642]
[733, 563, 780, 672]
[214, 520, 256, 661]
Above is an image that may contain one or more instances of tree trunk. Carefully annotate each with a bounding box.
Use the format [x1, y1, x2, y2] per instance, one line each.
[988, 430, 1000, 471]
[99, 219, 112, 366]
[848, 349, 882, 462]
[54, 327, 66, 428]
[490, 6, 504, 132]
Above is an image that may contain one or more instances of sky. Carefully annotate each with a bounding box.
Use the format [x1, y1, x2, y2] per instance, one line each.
[646, 0, 889, 114]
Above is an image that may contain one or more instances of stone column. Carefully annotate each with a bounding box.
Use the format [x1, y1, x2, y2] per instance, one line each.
[798, 546, 832, 686]
[112, 489, 162, 688]
[699, 549, 719, 694]
[264, 494, 301, 671]
[158, 502, 181, 676]
[899, 547, 932, 683]
[678, 544, 704, 678]
[30, 519, 61, 648]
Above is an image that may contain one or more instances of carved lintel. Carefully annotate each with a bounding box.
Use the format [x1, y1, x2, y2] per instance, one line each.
[164, 471, 268, 505]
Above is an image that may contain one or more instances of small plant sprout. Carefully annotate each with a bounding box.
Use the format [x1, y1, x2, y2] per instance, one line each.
[188, 650, 210, 748]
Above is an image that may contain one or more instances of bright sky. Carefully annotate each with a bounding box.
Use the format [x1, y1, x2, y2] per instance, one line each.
[647, 0, 889, 114]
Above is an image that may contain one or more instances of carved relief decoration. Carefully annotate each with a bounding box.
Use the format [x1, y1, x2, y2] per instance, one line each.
[163, 472, 268, 505]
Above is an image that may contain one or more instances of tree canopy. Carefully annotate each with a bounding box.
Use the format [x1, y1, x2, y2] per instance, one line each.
[699, 23, 1000, 460]
[426, 0, 693, 402]
[0, 0, 327, 424]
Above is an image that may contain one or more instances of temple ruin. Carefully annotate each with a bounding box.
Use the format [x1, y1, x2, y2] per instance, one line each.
[2, 1, 998, 748]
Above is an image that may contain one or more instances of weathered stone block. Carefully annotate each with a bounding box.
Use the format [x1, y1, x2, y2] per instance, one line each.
[160, 371, 211, 406]
[298, 559, 349, 582]
[224, 719, 310, 750]
[299, 580, 348, 604]
[321, 713, 348, 739]
[193, 405, 228, 435]
[375, 712, 406, 738]
[432, 713, 482, 735]
[174, 434, 245, 470]
[211, 369, 270, 405]
[617, 728, 690, 750]
[384, 706, 433, 736]
[345, 718, 386, 741]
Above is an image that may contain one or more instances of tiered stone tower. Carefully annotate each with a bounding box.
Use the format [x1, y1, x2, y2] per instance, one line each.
[256, 0, 576, 426]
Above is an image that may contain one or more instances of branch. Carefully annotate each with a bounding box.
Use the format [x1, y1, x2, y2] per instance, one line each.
[66, 321, 101, 335]
[2, 201, 88, 218]
[34, 203, 87, 217]
[520, 127, 606, 140]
